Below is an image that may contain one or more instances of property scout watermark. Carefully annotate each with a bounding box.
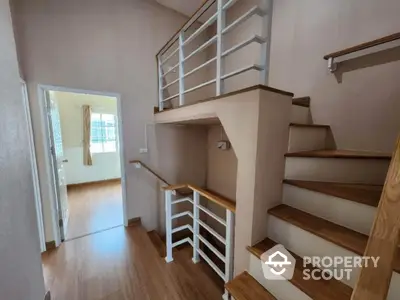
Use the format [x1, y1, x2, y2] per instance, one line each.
[260, 244, 380, 281]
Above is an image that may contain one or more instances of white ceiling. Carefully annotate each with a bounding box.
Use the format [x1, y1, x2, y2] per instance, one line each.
[156, 0, 204, 18]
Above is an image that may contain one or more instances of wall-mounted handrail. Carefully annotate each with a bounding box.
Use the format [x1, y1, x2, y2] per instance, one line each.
[324, 32, 400, 60]
[351, 135, 400, 300]
[129, 160, 171, 186]
[163, 183, 235, 299]
[163, 183, 236, 212]
[324, 32, 400, 72]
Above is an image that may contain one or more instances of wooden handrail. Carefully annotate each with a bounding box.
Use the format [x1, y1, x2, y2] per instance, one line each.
[129, 160, 171, 186]
[163, 183, 187, 191]
[324, 32, 400, 60]
[157, 0, 216, 57]
[163, 183, 236, 212]
[351, 136, 400, 300]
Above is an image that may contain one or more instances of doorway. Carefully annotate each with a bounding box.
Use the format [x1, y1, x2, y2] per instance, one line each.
[39, 85, 127, 243]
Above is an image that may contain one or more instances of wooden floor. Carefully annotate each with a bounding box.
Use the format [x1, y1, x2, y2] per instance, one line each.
[42, 224, 223, 300]
[66, 180, 123, 240]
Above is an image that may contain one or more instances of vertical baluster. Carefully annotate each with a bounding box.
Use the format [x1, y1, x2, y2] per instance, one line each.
[178, 32, 185, 106]
[216, 0, 226, 96]
[223, 209, 235, 300]
[192, 191, 200, 263]
[158, 55, 164, 111]
[165, 190, 173, 263]
[260, 0, 272, 85]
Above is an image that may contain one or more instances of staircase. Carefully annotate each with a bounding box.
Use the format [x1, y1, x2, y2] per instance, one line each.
[226, 97, 399, 299]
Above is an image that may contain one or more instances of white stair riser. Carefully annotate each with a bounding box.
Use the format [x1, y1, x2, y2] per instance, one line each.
[283, 184, 376, 235]
[267, 216, 400, 300]
[288, 127, 327, 153]
[249, 254, 311, 300]
[291, 106, 310, 124]
[285, 157, 389, 184]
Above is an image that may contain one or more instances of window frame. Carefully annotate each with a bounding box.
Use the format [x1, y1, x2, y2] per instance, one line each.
[90, 112, 118, 154]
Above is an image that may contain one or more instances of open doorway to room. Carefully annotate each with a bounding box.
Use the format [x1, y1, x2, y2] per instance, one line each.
[41, 86, 126, 242]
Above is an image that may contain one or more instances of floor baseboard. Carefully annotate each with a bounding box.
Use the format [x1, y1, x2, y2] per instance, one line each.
[128, 217, 141, 227]
[67, 178, 121, 190]
[45, 240, 56, 251]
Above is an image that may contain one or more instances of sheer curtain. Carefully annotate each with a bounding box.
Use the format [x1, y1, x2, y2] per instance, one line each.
[82, 105, 93, 166]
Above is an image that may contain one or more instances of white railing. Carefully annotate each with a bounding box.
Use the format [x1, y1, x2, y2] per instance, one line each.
[157, 0, 271, 111]
[164, 184, 235, 300]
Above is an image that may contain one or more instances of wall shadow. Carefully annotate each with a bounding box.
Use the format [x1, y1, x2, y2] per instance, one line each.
[334, 46, 400, 83]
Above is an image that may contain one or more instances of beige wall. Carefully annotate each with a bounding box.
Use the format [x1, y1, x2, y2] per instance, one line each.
[12, 0, 209, 241]
[205, 125, 238, 235]
[151, 124, 208, 234]
[269, 0, 400, 152]
[206, 125, 238, 200]
[0, 0, 45, 298]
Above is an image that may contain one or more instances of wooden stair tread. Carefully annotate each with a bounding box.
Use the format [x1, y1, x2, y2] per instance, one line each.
[225, 271, 277, 300]
[290, 123, 330, 129]
[269, 204, 400, 273]
[247, 238, 353, 300]
[293, 97, 310, 107]
[284, 180, 383, 207]
[285, 149, 391, 159]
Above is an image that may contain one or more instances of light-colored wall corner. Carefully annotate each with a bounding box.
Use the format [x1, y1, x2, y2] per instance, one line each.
[0, 1, 45, 298]
[206, 125, 238, 200]
[205, 125, 238, 236]
[137, 124, 208, 233]
[216, 89, 292, 275]
[12, 0, 199, 242]
[52, 91, 121, 184]
[269, 0, 400, 152]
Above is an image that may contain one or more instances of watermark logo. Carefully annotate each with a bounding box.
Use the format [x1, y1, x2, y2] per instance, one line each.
[260, 244, 380, 282]
[302, 256, 380, 281]
[260, 244, 296, 280]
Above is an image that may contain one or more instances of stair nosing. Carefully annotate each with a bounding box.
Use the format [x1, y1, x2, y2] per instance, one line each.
[283, 179, 382, 207]
[285, 150, 391, 160]
[225, 271, 277, 300]
[292, 97, 310, 108]
[290, 123, 330, 129]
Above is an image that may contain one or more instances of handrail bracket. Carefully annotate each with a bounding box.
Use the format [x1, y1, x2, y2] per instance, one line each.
[327, 57, 337, 73]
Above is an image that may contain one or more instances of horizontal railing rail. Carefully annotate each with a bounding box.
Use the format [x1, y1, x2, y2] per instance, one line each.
[164, 183, 236, 211]
[156, 0, 271, 112]
[157, 0, 217, 57]
[324, 31, 400, 72]
[163, 184, 235, 299]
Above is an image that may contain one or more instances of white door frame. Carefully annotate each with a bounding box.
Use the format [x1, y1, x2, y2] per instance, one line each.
[37, 84, 128, 246]
[22, 80, 46, 252]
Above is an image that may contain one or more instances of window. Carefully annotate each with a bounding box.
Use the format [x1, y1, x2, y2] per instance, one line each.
[90, 113, 117, 153]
